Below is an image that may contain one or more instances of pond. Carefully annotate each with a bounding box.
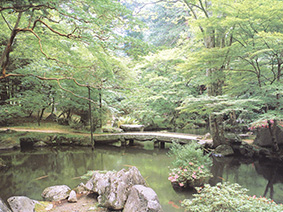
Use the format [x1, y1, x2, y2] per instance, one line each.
[0, 142, 283, 212]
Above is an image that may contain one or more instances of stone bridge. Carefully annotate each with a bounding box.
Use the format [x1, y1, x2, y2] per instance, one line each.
[94, 132, 210, 148]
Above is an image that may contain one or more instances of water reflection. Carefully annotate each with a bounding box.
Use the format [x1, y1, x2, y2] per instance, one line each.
[0, 146, 190, 212]
[210, 156, 283, 203]
[1, 146, 283, 212]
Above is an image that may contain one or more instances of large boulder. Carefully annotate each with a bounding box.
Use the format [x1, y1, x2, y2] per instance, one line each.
[19, 137, 39, 150]
[7, 196, 37, 212]
[0, 197, 11, 212]
[214, 144, 234, 157]
[254, 126, 283, 147]
[123, 185, 163, 212]
[41, 185, 71, 201]
[87, 166, 146, 210]
[120, 124, 144, 132]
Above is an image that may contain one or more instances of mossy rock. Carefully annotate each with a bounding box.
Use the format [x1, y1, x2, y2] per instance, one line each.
[34, 201, 53, 212]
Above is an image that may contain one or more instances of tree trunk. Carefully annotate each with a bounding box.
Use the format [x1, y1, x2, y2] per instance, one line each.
[206, 66, 225, 148]
[1, 12, 22, 78]
[88, 86, 94, 150]
[268, 120, 280, 152]
[210, 114, 226, 148]
[51, 97, 55, 114]
[99, 88, 102, 129]
[37, 108, 46, 126]
[183, 0, 226, 147]
[0, 78, 9, 105]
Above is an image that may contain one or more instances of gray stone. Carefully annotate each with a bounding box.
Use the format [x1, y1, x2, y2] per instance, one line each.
[67, 190, 77, 203]
[215, 144, 234, 157]
[124, 185, 163, 212]
[41, 185, 71, 201]
[254, 127, 283, 147]
[0, 197, 11, 212]
[88, 166, 146, 210]
[120, 124, 144, 132]
[7, 196, 37, 212]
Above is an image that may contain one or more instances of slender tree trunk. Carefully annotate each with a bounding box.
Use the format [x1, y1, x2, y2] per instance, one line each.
[88, 86, 94, 150]
[99, 88, 102, 129]
[51, 97, 55, 115]
[37, 108, 46, 126]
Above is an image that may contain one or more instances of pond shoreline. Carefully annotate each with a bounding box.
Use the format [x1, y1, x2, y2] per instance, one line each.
[0, 127, 212, 150]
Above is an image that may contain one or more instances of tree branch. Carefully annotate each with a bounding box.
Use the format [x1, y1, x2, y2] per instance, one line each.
[32, 19, 80, 39]
[56, 79, 98, 104]
[0, 3, 57, 13]
[0, 11, 12, 31]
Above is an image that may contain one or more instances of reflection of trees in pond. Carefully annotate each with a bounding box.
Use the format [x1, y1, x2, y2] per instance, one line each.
[209, 157, 240, 186]
[210, 156, 283, 203]
[254, 161, 283, 200]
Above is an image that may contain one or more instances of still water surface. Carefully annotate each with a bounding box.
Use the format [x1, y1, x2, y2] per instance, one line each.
[0, 143, 283, 211]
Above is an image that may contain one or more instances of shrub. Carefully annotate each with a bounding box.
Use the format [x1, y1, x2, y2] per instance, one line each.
[167, 142, 212, 188]
[249, 119, 283, 130]
[0, 105, 25, 126]
[116, 116, 139, 127]
[182, 182, 283, 212]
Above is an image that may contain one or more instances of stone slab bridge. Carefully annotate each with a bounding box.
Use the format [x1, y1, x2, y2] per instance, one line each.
[94, 132, 210, 148]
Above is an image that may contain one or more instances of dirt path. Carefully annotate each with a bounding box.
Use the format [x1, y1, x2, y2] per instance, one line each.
[48, 194, 107, 212]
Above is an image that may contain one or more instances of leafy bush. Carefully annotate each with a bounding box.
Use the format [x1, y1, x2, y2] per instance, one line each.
[0, 105, 26, 126]
[69, 118, 84, 130]
[182, 182, 283, 212]
[249, 119, 283, 130]
[168, 142, 212, 188]
[80, 170, 96, 180]
[116, 116, 139, 127]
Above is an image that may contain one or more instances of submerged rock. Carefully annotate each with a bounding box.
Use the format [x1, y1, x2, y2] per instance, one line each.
[124, 185, 163, 212]
[7, 196, 37, 212]
[41, 185, 71, 201]
[214, 144, 234, 157]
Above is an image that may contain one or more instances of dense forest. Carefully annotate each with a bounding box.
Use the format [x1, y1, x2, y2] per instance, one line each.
[1, 0, 283, 148]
